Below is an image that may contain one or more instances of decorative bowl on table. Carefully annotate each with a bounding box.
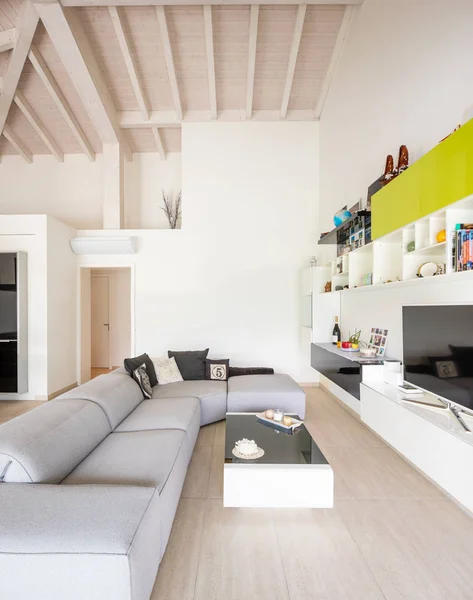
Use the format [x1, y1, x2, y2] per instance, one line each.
[340, 342, 360, 352]
[232, 438, 265, 460]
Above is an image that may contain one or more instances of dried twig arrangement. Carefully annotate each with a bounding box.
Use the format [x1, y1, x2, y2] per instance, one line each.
[161, 189, 182, 229]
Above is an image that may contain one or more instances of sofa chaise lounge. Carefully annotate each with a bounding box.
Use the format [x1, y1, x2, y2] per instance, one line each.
[0, 370, 305, 600]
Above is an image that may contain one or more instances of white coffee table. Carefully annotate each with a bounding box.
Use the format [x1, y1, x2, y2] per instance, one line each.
[223, 412, 334, 508]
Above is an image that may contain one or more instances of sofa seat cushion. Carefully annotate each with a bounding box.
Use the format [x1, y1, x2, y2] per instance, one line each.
[0, 484, 161, 600]
[57, 373, 143, 429]
[115, 397, 199, 433]
[62, 430, 186, 492]
[0, 399, 111, 484]
[151, 380, 227, 426]
[227, 374, 306, 419]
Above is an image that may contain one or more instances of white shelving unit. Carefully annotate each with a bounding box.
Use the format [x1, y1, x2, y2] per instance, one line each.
[318, 194, 473, 294]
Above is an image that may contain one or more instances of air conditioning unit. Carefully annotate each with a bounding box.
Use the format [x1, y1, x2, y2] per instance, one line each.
[69, 236, 137, 255]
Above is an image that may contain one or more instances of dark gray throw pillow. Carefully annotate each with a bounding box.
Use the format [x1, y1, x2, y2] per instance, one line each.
[229, 367, 275, 377]
[168, 348, 209, 380]
[124, 353, 157, 387]
[132, 363, 153, 399]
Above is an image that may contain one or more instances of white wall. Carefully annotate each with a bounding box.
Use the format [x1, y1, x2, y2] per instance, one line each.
[76, 122, 319, 382]
[47, 216, 78, 395]
[0, 153, 182, 231]
[319, 0, 473, 233]
[0, 215, 48, 399]
[125, 153, 182, 229]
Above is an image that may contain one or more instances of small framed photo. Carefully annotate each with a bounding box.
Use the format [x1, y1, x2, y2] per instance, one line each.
[369, 327, 388, 357]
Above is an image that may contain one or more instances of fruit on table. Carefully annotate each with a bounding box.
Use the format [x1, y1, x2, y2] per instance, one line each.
[283, 416, 293, 427]
[265, 409, 274, 419]
[341, 341, 351, 349]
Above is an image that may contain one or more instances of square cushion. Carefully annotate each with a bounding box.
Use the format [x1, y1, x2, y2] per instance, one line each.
[205, 358, 230, 381]
[63, 430, 186, 492]
[227, 374, 306, 419]
[168, 349, 209, 380]
[152, 357, 183, 385]
[132, 364, 153, 398]
[124, 353, 157, 387]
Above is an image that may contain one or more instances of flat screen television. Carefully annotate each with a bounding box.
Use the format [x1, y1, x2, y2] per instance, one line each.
[402, 305, 473, 411]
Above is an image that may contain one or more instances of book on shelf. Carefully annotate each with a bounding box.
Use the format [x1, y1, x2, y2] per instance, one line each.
[454, 225, 473, 272]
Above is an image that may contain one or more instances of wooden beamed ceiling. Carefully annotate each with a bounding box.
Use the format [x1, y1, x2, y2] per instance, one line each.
[0, 0, 354, 162]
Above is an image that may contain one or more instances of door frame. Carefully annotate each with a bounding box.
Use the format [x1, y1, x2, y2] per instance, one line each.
[77, 264, 135, 385]
[91, 274, 112, 370]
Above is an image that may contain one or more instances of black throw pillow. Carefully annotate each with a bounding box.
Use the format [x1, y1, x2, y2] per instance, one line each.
[124, 353, 157, 387]
[229, 367, 275, 377]
[168, 349, 209, 380]
[205, 359, 230, 381]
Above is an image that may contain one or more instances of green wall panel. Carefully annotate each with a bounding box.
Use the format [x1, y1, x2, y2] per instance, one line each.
[372, 119, 473, 239]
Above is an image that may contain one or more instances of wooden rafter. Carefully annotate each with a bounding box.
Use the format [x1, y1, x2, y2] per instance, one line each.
[156, 6, 183, 121]
[3, 124, 33, 163]
[280, 4, 306, 120]
[0, 28, 17, 52]
[315, 5, 355, 119]
[62, 0, 363, 6]
[0, 2, 39, 136]
[14, 90, 64, 161]
[28, 45, 95, 161]
[203, 5, 217, 120]
[245, 5, 259, 120]
[151, 127, 166, 160]
[109, 6, 150, 121]
[35, 0, 131, 158]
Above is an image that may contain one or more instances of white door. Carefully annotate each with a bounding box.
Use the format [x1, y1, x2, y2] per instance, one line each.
[91, 276, 110, 368]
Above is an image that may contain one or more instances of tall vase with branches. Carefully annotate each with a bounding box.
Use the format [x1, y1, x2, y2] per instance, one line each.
[161, 189, 182, 229]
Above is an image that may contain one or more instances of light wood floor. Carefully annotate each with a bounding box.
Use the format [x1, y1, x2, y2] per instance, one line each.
[151, 387, 473, 600]
[0, 400, 44, 425]
[1, 388, 473, 599]
[91, 367, 119, 379]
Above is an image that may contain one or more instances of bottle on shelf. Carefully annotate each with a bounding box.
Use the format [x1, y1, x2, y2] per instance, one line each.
[332, 317, 341, 345]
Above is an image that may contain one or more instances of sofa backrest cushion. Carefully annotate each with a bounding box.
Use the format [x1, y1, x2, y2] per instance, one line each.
[57, 374, 143, 429]
[0, 399, 111, 484]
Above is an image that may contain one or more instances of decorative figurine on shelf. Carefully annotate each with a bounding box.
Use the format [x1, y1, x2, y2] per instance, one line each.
[324, 281, 332, 293]
[406, 240, 416, 253]
[333, 206, 352, 227]
[396, 145, 409, 175]
[380, 155, 395, 186]
[436, 229, 446, 243]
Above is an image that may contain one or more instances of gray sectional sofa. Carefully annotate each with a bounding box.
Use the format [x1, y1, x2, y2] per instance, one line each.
[0, 370, 305, 600]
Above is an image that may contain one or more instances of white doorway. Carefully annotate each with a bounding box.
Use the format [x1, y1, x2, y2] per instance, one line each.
[79, 266, 133, 384]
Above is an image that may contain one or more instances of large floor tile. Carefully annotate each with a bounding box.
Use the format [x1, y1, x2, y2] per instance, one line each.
[324, 446, 443, 500]
[182, 445, 212, 499]
[207, 445, 224, 499]
[273, 508, 384, 600]
[194, 499, 290, 600]
[151, 499, 206, 600]
[195, 423, 217, 449]
[214, 419, 226, 445]
[337, 499, 473, 600]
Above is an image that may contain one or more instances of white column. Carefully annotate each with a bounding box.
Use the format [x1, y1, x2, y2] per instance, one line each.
[103, 144, 125, 230]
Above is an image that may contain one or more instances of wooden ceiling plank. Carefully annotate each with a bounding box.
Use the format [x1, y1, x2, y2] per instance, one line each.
[0, 28, 17, 52]
[245, 4, 259, 120]
[28, 45, 95, 161]
[109, 6, 149, 121]
[280, 4, 307, 120]
[151, 126, 166, 160]
[3, 123, 33, 163]
[315, 5, 354, 119]
[156, 6, 183, 121]
[61, 1, 363, 6]
[0, 2, 39, 136]
[14, 89, 64, 161]
[203, 5, 216, 120]
[35, 0, 131, 158]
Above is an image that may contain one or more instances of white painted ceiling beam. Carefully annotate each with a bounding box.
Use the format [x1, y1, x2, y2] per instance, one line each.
[245, 5, 259, 120]
[3, 124, 33, 163]
[28, 45, 96, 161]
[156, 6, 183, 121]
[62, 0, 363, 6]
[35, 0, 131, 158]
[315, 5, 354, 119]
[0, 3, 39, 136]
[203, 6, 217, 120]
[280, 4, 306, 120]
[0, 28, 17, 52]
[151, 127, 166, 160]
[119, 108, 315, 128]
[109, 6, 149, 121]
[14, 90, 64, 161]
